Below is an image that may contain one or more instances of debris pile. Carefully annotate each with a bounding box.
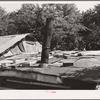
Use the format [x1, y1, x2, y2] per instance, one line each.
[0, 34, 100, 89]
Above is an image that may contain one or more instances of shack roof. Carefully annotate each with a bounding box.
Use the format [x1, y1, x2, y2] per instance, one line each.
[0, 33, 34, 56]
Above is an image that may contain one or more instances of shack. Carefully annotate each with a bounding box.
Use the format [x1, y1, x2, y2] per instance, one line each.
[0, 33, 42, 57]
[0, 18, 99, 90]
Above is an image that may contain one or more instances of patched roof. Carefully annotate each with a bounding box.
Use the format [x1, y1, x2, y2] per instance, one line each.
[0, 33, 29, 55]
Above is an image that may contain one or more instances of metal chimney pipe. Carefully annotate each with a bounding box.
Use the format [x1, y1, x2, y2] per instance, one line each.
[41, 17, 54, 67]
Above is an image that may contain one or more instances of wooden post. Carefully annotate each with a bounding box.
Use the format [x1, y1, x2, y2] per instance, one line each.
[41, 17, 54, 67]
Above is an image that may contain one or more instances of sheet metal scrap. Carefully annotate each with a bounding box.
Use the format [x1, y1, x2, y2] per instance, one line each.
[0, 51, 100, 89]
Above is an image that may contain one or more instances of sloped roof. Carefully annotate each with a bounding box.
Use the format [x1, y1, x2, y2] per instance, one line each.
[0, 33, 30, 55]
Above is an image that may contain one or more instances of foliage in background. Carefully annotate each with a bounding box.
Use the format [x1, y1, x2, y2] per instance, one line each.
[0, 3, 100, 50]
[82, 4, 100, 50]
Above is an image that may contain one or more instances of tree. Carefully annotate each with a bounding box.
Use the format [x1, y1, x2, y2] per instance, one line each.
[39, 4, 86, 50]
[0, 7, 8, 36]
[0, 3, 87, 50]
[82, 4, 100, 50]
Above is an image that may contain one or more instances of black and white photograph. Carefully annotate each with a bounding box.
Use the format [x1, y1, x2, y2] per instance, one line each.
[0, 0, 99, 93]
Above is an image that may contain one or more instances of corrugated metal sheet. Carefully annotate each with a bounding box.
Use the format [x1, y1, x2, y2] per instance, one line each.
[80, 51, 100, 56]
[11, 45, 22, 55]
[0, 34, 28, 55]
[0, 33, 42, 57]
[23, 41, 42, 53]
[0, 36, 14, 46]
